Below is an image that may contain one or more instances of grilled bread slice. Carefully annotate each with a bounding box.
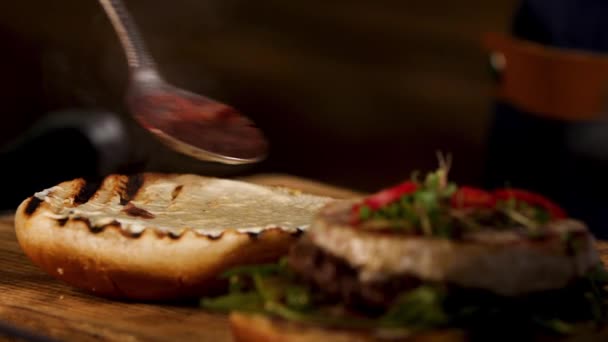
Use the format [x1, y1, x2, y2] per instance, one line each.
[15, 173, 333, 300]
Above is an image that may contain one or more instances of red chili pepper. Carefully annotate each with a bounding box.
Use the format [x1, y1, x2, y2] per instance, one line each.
[493, 188, 567, 219]
[350, 180, 418, 224]
[451, 186, 495, 209]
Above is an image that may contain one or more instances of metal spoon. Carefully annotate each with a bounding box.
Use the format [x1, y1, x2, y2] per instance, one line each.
[98, 0, 268, 165]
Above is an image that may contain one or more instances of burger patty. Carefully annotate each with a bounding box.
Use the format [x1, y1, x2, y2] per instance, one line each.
[305, 201, 601, 297]
[287, 237, 603, 324]
[288, 236, 420, 309]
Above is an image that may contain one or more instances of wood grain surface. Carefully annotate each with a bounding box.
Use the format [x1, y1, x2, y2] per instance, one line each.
[0, 175, 606, 341]
[0, 175, 360, 342]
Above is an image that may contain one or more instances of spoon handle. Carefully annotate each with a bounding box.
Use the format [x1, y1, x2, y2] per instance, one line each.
[98, 0, 156, 70]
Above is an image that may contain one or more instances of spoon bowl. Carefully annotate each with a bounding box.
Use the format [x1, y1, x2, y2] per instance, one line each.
[99, 0, 268, 165]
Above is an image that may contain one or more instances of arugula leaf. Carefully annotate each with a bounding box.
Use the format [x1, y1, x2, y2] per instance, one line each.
[228, 275, 246, 292]
[202, 259, 608, 335]
[200, 292, 265, 313]
[359, 205, 372, 220]
[587, 264, 608, 284]
[414, 190, 438, 212]
[385, 203, 401, 218]
[531, 317, 574, 335]
[285, 285, 312, 310]
[221, 263, 282, 278]
[253, 274, 285, 302]
[534, 208, 551, 225]
[584, 265, 608, 325]
[381, 286, 449, 328]
[425, 171, 441, 189]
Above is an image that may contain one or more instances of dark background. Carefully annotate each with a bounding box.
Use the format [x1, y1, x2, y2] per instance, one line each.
[0, 0, 516, 207]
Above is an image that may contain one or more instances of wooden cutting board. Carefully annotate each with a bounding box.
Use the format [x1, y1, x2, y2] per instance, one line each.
[0, 174, 362, 342]
[1, 174, 607, 342]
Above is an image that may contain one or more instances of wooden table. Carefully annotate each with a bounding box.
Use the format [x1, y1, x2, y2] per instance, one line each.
[0, 175, 362, 342]
[1, 175, 607, 341]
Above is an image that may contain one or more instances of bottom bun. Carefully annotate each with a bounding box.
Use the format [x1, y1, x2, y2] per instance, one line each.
[229, 313, 608, 342]
[229, 313, 466, 342]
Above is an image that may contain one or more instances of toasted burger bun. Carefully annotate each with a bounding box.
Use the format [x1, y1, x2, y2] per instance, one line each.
[308, 201, 600, 297]
[229, 313, 608, 342]
[14, 173, 332, 300]
[229, 313, 466, 342]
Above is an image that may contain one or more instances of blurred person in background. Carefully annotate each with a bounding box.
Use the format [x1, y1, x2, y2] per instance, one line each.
[484, 0, 608, 238]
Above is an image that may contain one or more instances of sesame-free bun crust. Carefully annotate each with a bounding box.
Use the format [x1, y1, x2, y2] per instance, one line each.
[14, 173, 332, 300]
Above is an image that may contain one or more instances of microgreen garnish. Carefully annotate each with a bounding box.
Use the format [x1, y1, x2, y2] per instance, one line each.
[351, 156, 567, 240]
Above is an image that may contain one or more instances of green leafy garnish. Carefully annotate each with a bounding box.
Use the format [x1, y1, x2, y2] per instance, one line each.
[359, 205, 372, 220]
[531, 318, 574, 335]
[380, 286, 449, 328]
[200, 292, 265, 313]
[202, 260, 608, 336]
[584, 264, 608, 325]
[534, 208, 551, 225]
[221, 263, 283, 278]
[588, 264, 608, 284]
[285, 285, 312, 310]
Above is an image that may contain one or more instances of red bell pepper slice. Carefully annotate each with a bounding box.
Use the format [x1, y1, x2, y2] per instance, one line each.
[451, 186, 495, 209]
[493, 188, 567, 219]
[350, 180, 418, 224]
[362, 181, 418, 210]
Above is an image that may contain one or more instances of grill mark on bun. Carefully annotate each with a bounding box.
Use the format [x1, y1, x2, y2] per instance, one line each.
[74, 178, 104, 205]
[100, 220, 122, 229]
[122, 202, 155, 219]
[171, 185, 184, 201]
[168, 231, 182, 240]
[120, 174, 145, 205]
[53, 213, 297, 241]
[24, 197, 43, 216]
[89, 226, 105, 234]
[71, 217, 126, 237]
[208, 233, 223, 240]
[154, 230, 169, 239]
[128, 230, 144, 238]
[67, 218, 146, 239]
[162, 231, 227, 241]
[99, 221, 146, 239]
